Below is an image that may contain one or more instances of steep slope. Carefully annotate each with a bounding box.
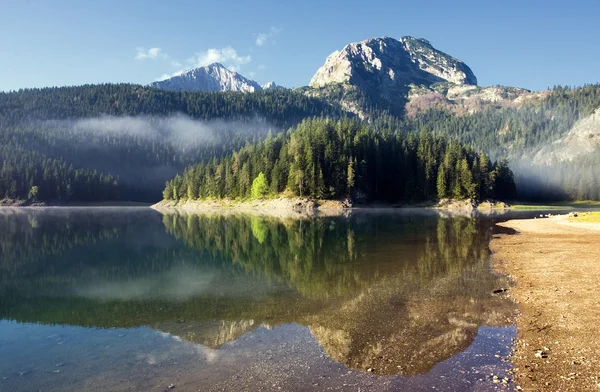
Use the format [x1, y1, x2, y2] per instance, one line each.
[151, 63, 262, 92]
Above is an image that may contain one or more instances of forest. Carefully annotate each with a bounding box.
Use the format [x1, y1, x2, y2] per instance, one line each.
[163, 118, 516, 202]
[375, 84, 600, 200]
[0, 85, 351, 202]
[1, 83, 600, 203]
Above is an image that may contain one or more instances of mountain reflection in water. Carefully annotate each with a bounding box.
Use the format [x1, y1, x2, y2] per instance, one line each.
[0, 207, 516, 390]
[159, 211, 516, 375]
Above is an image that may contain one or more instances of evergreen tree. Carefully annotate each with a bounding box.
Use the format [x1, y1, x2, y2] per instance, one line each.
[164, 119, 517, 203]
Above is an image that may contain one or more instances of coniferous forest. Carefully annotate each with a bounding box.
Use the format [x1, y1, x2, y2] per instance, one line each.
[1, 83, 600, 203]
[0, 85, 350, 202]
[163, 118, 516, 202]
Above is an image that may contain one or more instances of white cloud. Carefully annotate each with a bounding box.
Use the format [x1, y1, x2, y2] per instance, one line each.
[256, 34, 268, 47]
[190, 47, 251, 68]
[255, 27, 281, 46]
[258, 64, 266, 70]
[135, 47, 165, 60]
[152, 46, 253, 81]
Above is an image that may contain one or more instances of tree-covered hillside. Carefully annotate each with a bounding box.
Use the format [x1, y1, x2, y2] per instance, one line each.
[404, 85, 600, 160]
[163, 118, 516, 202]
[0, 84, 350, 123]
[0, 85, 352, 202]
[373, 85, 600, 200]
[2, 82, 600, 203]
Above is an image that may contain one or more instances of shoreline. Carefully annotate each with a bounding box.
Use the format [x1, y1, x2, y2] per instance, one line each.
[150, 198, 509, 218]
[0, 199, 152, 208]
[491, 215, 600, 391]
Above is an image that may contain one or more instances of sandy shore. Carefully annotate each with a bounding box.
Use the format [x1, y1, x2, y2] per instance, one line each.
[492, 216, 600, 391]
[151, 198, 348, 218]
[151, 198, 507, 218]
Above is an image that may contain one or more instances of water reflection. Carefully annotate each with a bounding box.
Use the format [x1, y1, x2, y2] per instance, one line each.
[0, 208, 517, 383]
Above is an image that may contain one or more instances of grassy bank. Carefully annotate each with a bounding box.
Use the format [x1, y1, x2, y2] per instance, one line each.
[510, 200, 600, 210]
[567, 211, 600, 223]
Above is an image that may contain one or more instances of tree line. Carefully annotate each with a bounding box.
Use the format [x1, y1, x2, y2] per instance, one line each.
[0, 84, 352, 202]
[163, 118, 516, 202]
[2, 83, 600, 202]
[0, 142, 118, 202]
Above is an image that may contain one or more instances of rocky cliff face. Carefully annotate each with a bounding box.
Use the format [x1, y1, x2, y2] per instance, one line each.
[309, 36, 477, 116]
[151, 63, 262, 93]
[262, 81, 286, 90]
[310, 37, 476, 92]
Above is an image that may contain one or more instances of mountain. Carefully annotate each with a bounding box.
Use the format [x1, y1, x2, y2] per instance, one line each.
[2, 35, 600, 203]
[309, 36, 478, 116]
[310, 36, 476, 89]
[262, 81, 286, 90]
[151, 63, 262, 92]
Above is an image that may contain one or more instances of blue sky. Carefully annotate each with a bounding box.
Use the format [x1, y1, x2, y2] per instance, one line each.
[1, 0, 599, 92]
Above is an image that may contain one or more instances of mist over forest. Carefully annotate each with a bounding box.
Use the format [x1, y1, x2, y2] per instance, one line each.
[1, 83, 599, 203]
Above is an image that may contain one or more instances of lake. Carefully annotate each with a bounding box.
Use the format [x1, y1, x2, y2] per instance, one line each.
[0, 207, 551, 391]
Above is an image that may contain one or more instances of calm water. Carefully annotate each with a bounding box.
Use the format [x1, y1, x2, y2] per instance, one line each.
[0, 207, 553, 391]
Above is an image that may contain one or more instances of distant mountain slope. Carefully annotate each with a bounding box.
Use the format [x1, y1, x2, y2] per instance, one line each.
[151, 63, 262, 92]
[533, 107, 600, 164]
[405, 83, 540, 116]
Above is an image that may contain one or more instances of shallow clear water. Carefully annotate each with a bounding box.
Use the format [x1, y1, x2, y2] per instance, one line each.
[0, 207, 556, 391]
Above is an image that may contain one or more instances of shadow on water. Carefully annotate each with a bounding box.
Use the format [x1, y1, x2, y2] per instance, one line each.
[0, 207, 539, 391]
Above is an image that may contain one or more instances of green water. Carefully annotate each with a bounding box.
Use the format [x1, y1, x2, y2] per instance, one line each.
[0, 207, 529, 391]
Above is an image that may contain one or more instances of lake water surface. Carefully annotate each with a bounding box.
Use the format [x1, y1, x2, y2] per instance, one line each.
[0, 207, 554, 391]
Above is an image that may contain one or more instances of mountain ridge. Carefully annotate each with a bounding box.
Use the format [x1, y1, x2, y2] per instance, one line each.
[151, 63, 263, 93]
[306, 36, 482, 116]
[310, 36, 476, 90]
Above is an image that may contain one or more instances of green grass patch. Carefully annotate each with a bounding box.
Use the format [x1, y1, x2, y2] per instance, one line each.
[568, 211, 600, 223]
[510, 204, 570, 210]
[510, 200, 600, 210]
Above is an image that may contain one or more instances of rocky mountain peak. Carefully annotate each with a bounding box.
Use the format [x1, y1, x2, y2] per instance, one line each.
[151, 63, 262, 93]
[262, 81, 286, 90]
[309, 36, 477, 95]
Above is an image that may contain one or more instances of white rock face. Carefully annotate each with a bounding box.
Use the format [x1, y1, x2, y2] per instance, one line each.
[262, 81, 286, 90]
[310, 36, 477, 91]
[152, 63, 262, 92]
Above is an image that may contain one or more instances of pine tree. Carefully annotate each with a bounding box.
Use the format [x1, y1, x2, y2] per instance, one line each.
[347, 158, 355, 197]
[437, 164, 447, 199]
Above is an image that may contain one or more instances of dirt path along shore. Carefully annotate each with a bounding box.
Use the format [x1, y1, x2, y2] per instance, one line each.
[492, 217, 600, 391]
